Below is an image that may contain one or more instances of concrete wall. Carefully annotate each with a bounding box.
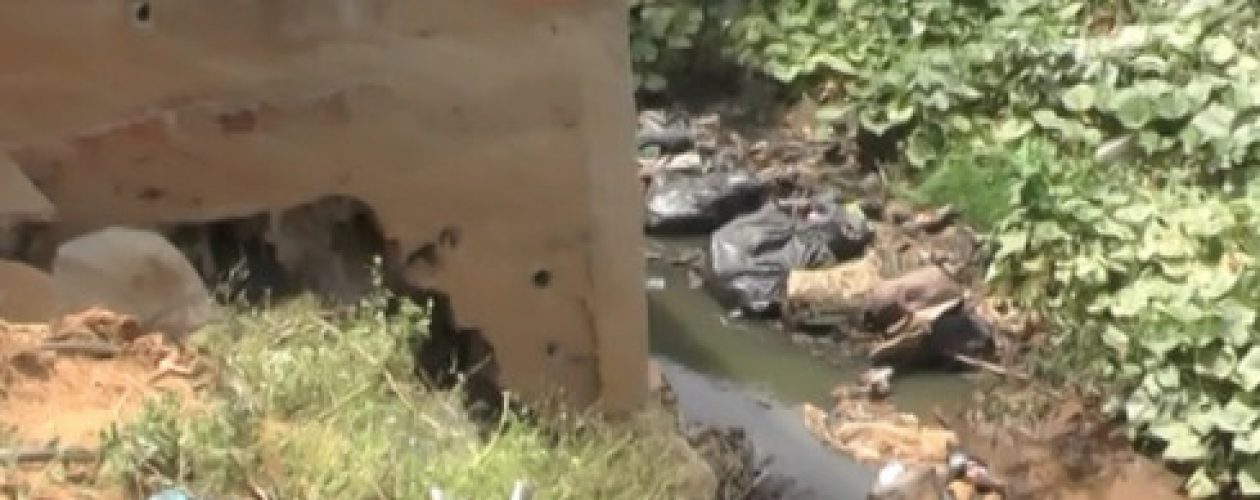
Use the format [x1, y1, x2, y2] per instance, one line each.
[0, 0, 648, 412]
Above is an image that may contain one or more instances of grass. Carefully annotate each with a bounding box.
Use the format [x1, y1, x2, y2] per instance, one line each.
[901, 146, 1022, 231]
[99, 287, 713, 499]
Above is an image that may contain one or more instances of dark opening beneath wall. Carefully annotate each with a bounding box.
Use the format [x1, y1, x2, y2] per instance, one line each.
[161, 195, 504, 422]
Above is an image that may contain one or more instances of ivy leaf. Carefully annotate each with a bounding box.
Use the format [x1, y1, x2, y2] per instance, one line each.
[1237, 346, 1260, 391]
[906, 125, 943, 167]
[1214, 398, 1259, 434]
[1056, 1, 1084, 20]
[1138, 326, 1182, 356]
[1186, 467, 1220, 498]
[1240, 461, 1260, 497]
[1111, 88, 1154, 129]
[1192, 104, 1237, 140]
[1131, 55, 1169, 75]
[808, 54, 858, 75]
[1163, 432, 1208, 462]
[993, 117, 1033, 143]
[642, 73, 668, 92]
[1062, 84, 1096, 112]
[1156, 91, 1195, 120]
[1235, 429, 1260, 455]
[1203, 35, 1239, 65]
[1101, 325, 1129, 353]
[1221, 302, 1256, 347]
[1153, 421, 1207, 462]
[815, 104, 852, 122]
[1198, 345, 1238, 380]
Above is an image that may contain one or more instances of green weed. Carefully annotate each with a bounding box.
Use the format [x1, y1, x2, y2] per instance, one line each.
[101, 290, 711, 499]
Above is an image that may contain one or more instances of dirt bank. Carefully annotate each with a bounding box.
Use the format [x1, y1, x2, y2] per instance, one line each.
[0, 309, 204, 498]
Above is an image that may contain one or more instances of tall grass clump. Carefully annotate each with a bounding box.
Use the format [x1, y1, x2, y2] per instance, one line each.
[102, 283, 712, 499]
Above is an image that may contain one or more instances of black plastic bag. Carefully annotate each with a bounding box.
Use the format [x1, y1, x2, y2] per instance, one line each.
[645, 169, 765, 235]
[706, 196, 872, 315]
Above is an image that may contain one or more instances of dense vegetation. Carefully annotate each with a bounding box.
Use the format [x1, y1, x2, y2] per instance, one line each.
[631, 0, 1260, 496]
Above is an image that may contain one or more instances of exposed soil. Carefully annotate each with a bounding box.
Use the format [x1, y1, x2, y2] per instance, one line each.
[0, 308, 206, 499]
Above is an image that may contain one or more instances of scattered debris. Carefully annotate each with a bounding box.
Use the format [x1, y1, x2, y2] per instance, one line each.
[644, 169, 766, 235]
[52, 226, 214, 339]
[856, 366, 895, 400]
[801, 401, 957, 466]
[868, 461, 948, 500]
[147, 488, 194, 500]
[707, 195, 872, 315]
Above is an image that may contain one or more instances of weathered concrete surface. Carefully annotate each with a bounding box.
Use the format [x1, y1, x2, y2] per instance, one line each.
[0, 260, 61, 323]
[0, 0, 648, 412]
[0, 153, 54, 223]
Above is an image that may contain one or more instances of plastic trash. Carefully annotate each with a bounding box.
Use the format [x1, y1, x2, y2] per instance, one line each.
[147, 488, 192, 500]
[706, 195, 872, 315]
[644, 169, 765, 235]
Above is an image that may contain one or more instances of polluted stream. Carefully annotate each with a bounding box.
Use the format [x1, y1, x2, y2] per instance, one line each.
[647, 238, 974, 499]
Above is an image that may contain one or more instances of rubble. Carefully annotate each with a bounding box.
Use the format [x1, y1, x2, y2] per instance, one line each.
[0, 308, 202, 450]
[801, 385, 1009, 500]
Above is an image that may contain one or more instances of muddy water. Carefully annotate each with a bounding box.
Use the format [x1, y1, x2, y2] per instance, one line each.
[647, 238, 974, 498]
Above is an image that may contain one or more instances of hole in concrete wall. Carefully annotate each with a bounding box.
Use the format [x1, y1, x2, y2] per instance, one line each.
[164, 214, 293, 305]
[130, 1, 153, 26]
[390, 283, 505, 424]
[437, 226, 461, 248]
[532, 269, 552, 288]
[0, 222, 49, 264]
[161, 197, 504, 423]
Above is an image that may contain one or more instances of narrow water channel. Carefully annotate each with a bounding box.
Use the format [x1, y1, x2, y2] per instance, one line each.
[646, 237, 974, 499]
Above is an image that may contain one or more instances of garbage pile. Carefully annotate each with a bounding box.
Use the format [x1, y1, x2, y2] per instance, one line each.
[800, 375, 1005, 500]
[637, 109, 998, 371]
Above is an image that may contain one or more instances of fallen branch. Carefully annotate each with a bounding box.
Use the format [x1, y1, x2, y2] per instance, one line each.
[952, 354, 1031, 382]
[34, 341, 122, 358]
[0, 446, 98, 464]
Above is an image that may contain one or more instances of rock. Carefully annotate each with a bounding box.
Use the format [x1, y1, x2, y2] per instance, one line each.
[708, 195, 872, 315]
[0, 259, 61, 323]
[52, 227, 212, 339]
[0, 153, 54, 223]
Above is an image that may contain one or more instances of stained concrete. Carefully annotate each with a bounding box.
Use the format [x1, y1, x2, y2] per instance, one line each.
[0, 0, 647, 412]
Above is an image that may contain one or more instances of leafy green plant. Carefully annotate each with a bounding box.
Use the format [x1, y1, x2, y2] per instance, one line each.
[988, 138, 1260, 497]
[716, 0, 1260, 178]
[629, 0, 705, 92]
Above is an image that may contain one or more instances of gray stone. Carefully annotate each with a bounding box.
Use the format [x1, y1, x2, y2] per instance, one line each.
[53, 227, 212, 339]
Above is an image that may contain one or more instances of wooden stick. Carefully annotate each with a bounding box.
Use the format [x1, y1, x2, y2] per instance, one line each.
[951, 354, 1031, 381]
[509, 481, 534, 500]
[0, 446, 97, 463]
